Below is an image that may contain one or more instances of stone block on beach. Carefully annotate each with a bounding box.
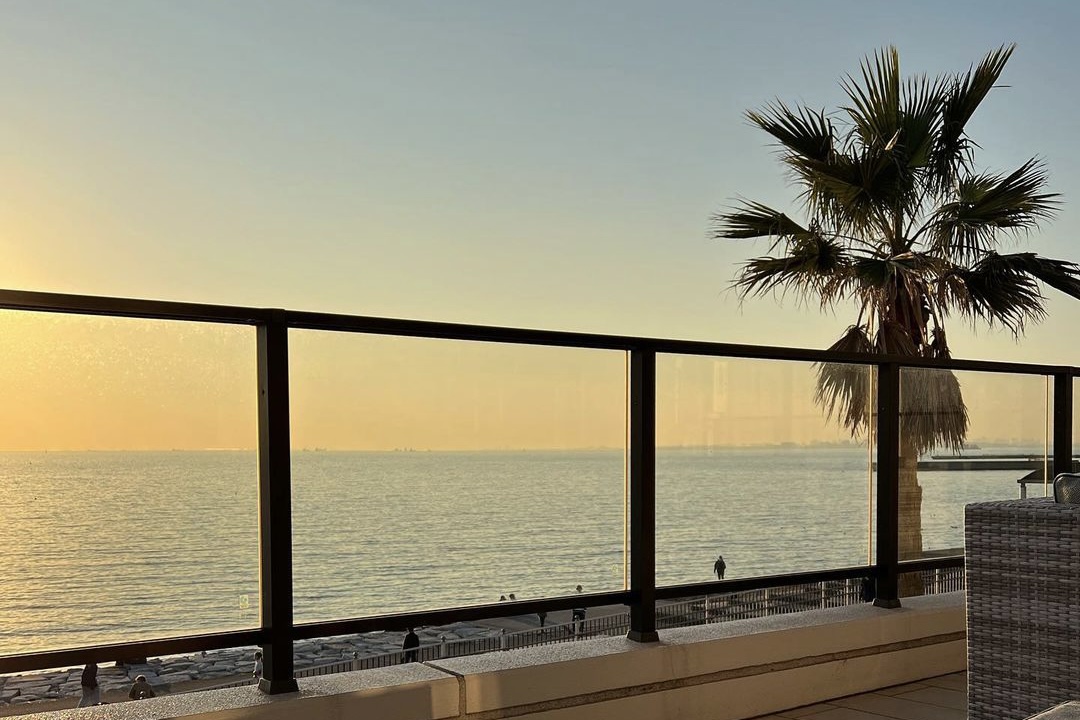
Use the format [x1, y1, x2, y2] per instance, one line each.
[454, 626, 486, 637]
[4, 682, 51, 697]
[157, 672, 193, 684]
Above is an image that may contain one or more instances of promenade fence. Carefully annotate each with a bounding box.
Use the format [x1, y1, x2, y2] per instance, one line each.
[0, 288, 1056, 695]
[203, 568, 964, 691]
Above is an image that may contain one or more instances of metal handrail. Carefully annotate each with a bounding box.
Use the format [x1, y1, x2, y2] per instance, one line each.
[0, 288, 1072, 375]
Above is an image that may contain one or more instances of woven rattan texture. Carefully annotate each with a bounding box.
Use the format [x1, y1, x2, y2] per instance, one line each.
[966, 498, 1080, 720]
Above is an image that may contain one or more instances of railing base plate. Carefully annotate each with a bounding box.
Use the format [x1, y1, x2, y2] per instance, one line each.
[873, 598, 902, 609]
[259, 678, 300, 694]
[626, 630, 660, 643]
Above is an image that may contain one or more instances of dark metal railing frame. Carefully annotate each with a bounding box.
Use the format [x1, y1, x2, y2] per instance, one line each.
[0, 289, 1073, 686]
[256, 319, 299, 693]
[875, 363, 902, 608]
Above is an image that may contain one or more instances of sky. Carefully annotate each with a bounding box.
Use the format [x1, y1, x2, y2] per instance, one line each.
[1, 1, 1078, 450]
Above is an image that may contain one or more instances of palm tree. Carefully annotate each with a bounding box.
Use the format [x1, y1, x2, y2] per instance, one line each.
[712, 45, 1080, 594]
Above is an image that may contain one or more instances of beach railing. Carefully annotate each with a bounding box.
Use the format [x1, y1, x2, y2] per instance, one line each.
[0, 288, 1030, 693]
[254, 569, 967, 686]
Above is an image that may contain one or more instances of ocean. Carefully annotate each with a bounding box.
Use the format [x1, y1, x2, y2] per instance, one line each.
[0, 447, 1040, 656]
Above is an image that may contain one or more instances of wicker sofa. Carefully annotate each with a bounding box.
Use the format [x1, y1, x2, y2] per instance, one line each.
[966, 498, 1080, 720]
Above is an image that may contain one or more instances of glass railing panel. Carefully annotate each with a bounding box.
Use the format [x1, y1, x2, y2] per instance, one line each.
[0, 311, 259, 657]
[655, 355, 875, 587]
[289, 332, 627, 623]
[898, 367, 1049, 595]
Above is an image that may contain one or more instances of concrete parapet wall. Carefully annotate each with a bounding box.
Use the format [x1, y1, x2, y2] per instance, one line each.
[24, 593, 965, 720]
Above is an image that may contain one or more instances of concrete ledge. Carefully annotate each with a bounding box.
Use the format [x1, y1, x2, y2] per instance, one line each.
[491, 640, 965, 720]
[431, 592, 964, 716]
[21, 592, 965, 720]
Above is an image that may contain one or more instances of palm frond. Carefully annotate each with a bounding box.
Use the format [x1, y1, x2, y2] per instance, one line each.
[851, 255, 895, 287]
[898, 73, 947, 169]
[939, 252, 1050, 333]
[839, 58, 946, 229]
[850, 252, 944, 304]
[931, 44, 1015, 190]
[900, 367, 968, 454]
[746, 101, 834, 163]
[788, 146, 906, 240]
[815, 325, 875, 434]
[841, 46, 901, 150]
[734, 234, 853, 303]
[813, 324, 968, 453]
[875, 318, 921, 355]
[926, 325, 952, 359]
[991, 252, 1080, 299]
[711, 200, 811, 245]
[928, 159, 1060, 263]
[787, 153, 865, 223]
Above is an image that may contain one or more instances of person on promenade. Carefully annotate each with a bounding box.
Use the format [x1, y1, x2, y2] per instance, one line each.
[714, 555, 726, 580]
[537, 610, 547, 628]
[571, 585, 586, 635]
[128, 674, 156, 700]
[861, 576, 875, 602]
[402, 627, 420, 663]
[252, 650, 263, 679]
[508, 593, 516, 601]
[77, 662, 100, 707]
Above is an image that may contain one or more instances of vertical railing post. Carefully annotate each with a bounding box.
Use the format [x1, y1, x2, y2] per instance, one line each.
[627, 349, 658, 642]
[874, 362, 901, 608]
[256, 316, 298, 694]
[1053, 371, 1073, 480]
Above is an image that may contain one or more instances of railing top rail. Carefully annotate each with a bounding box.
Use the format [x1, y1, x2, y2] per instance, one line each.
[0, 288, 1073, 376]
[0, 289, 273, 325]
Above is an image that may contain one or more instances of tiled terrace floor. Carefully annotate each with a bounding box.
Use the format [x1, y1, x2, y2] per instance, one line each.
[751, 672, 966, 720]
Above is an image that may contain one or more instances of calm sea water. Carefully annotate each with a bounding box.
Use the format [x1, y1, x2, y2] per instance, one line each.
[0, 447, 1040, 655]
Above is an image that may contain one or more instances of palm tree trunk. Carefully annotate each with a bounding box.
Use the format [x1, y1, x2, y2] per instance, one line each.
[897, 439, 925, 596]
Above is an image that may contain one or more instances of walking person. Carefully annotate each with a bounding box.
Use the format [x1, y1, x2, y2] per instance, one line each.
[128, 674, 156, 700]
[571, 585, 586, 635]
[861, 575, 875, 603]
[402, 627, 420, 663]
[713, 555, 726, 580]
[77, 662, 100, 707]
[252, 650, 263, 679]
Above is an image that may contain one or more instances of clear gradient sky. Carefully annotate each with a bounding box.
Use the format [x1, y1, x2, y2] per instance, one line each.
[1, 1, 1077, 450]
